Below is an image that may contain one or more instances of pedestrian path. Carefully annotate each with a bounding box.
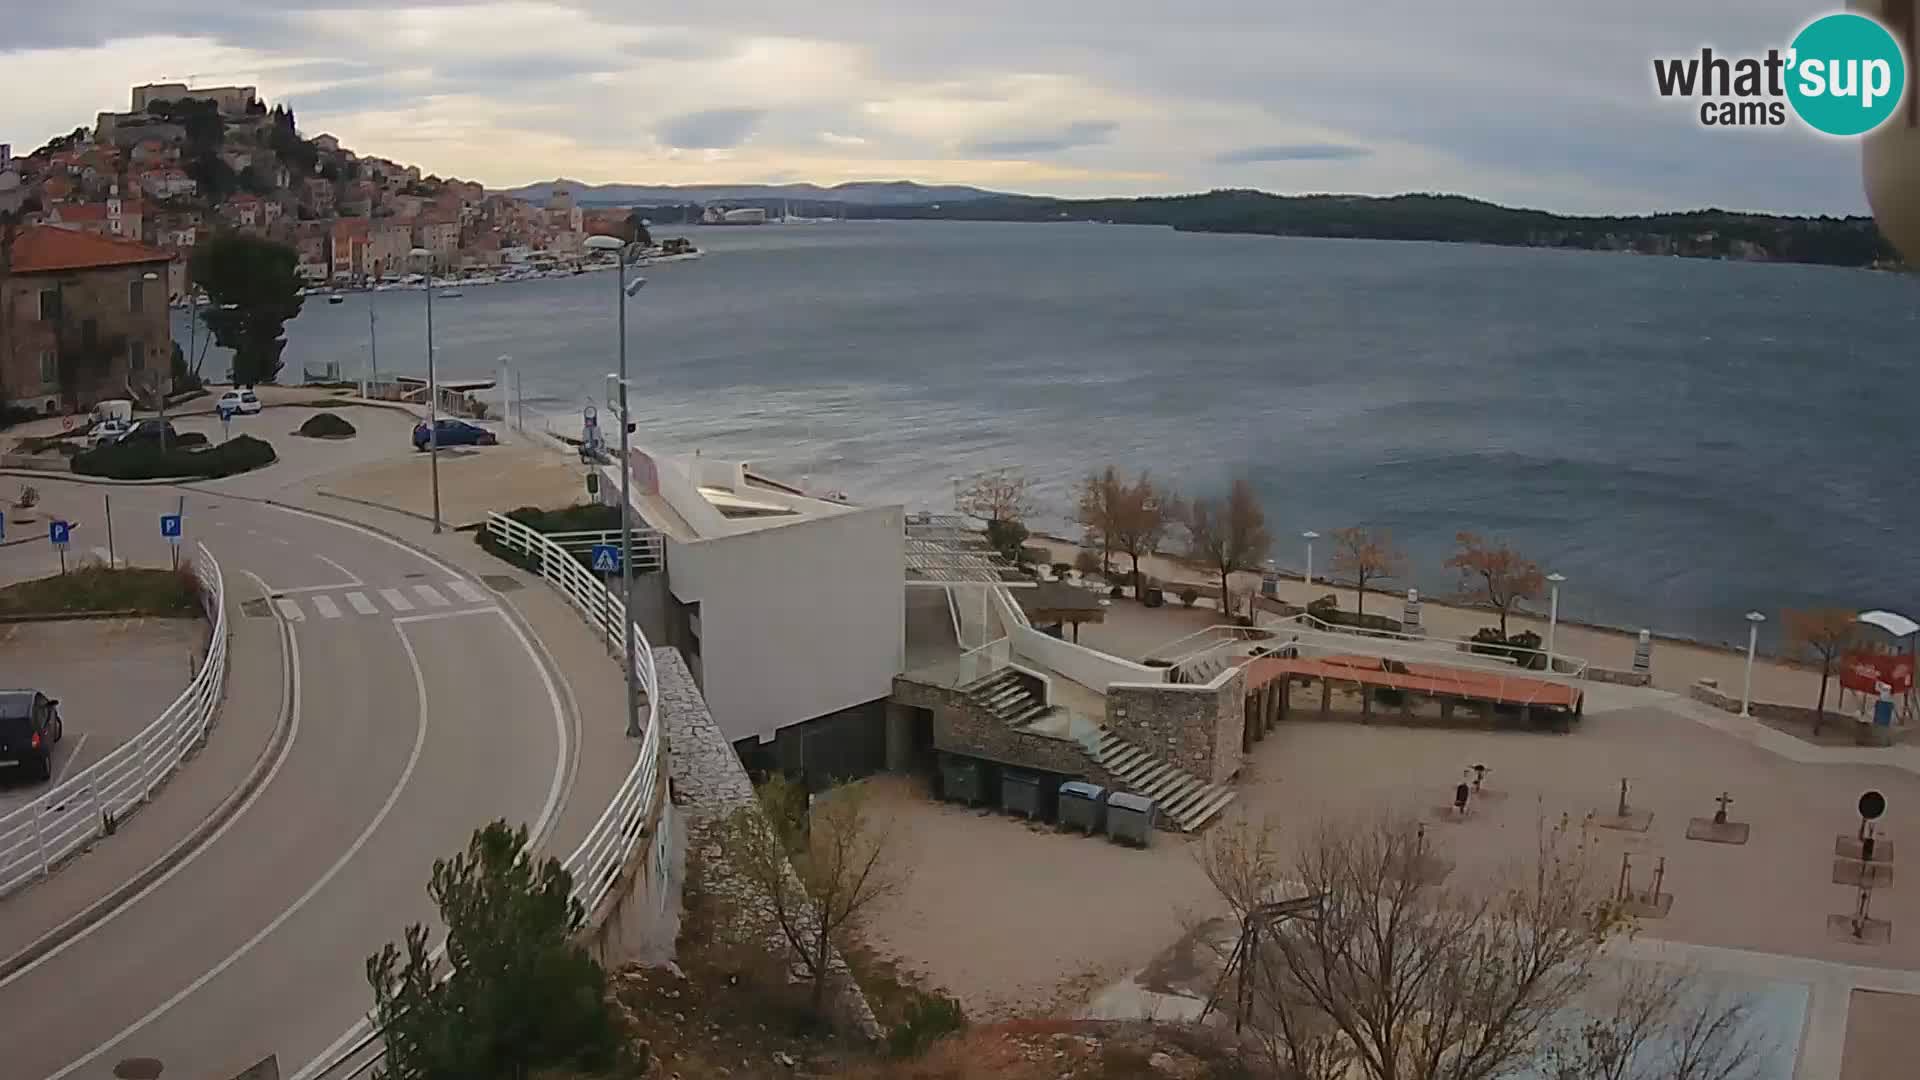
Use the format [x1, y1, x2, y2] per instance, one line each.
[269, 580, 491, 622]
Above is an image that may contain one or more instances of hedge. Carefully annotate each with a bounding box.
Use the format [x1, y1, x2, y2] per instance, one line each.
[73, 434, 278, 480]
[297, 412, 357, 438]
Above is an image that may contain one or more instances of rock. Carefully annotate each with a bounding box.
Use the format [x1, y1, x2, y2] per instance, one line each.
[1149, 1051, 1177, 1074]
[673, 1012, 685, 1023]
[773, 1050, 797, 1068]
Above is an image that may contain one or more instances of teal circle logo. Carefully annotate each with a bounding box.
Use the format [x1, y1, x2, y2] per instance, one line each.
[1786, 13, 1907, 136]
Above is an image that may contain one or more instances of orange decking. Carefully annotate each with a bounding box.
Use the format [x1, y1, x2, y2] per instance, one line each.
[1237, 653, 1583, 711]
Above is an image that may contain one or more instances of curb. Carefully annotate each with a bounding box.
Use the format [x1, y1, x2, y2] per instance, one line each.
[310, 489, 444, 528]
[0, 575, 292, 983]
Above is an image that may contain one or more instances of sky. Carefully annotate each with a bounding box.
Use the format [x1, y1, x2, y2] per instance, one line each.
[0, 2, 1881, 215]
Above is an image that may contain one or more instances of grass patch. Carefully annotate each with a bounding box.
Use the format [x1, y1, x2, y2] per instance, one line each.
[0, 565, 202, 617]
[73, 434, 277, 480]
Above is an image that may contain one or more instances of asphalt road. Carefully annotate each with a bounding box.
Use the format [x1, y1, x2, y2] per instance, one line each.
[0, 479, 573, 1080]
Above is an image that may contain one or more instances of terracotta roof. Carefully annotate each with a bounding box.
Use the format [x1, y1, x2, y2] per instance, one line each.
[9, 225, 172, 273]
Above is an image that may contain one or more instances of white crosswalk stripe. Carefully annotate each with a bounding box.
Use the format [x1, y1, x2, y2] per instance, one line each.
[446, 579, 488, 604]
[412, 583, 450, 608]
[379, 588, 414, 612]
[311, 594, 342, 619]
[346, 591, 379, 615]
[274, 598, 304, 622]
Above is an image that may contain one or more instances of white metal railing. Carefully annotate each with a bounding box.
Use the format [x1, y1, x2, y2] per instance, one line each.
[537, 528, 665, 573]
[0, 543, 228, 899]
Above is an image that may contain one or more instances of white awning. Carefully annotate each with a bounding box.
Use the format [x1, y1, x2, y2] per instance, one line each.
[1857, 610, 1920, 638]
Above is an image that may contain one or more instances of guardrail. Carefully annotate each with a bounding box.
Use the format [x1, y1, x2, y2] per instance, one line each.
[307, 514, 673, 1080]
[0, 543, 228, 899]
[538, 528, 665, 573]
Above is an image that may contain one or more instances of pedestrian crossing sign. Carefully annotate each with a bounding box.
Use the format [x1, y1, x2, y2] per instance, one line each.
[591, 544, 621, 573]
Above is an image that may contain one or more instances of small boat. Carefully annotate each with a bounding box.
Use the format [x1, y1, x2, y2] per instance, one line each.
[327, 293, 346, 305]
[438, 289, 465, 299]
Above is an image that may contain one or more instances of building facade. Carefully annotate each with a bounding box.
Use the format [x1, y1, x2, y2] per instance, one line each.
[1, 227, 172, 413]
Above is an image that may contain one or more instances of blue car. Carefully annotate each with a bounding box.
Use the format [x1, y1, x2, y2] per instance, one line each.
[412, 418, 498, 451]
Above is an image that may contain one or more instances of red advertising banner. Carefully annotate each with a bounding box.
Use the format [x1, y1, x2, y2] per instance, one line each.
[1840, 651, 1915, 694]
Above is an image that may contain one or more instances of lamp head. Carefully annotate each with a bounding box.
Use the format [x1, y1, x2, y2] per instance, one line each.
[1745, 611, 1767, 624]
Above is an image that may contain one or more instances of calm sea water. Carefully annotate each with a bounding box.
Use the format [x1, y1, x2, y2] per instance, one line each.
[179, 220, 1920, 649]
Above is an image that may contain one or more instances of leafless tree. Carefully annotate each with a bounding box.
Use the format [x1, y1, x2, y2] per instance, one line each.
[1195, 813, 1764, 1080]
[954, 466, 1039, 525]
[1072, 465, 1124, 576]
[1446, 531, 1546, 637]
[1783, 607, 1858, 734]
[716, 775, 902, 1018]
[1331, 526, 1405, 618]
[1110, 470, 1179, 597]
[1539, 963, 1766, 1080]
[1187, 478, 1271, 620]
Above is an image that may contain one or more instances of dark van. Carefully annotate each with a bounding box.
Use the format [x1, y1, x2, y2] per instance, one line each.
[0, 691, 64, 782]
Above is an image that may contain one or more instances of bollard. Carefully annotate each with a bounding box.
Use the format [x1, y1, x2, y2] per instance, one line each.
[1633, 629, 1652, 673]
[1403, 589, 1423, 634]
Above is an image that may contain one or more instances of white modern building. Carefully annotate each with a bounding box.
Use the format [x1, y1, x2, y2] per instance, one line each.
[600, 448, 905, 767]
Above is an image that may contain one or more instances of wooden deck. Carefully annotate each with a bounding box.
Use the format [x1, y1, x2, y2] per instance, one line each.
[1237, 653, 1583, 711]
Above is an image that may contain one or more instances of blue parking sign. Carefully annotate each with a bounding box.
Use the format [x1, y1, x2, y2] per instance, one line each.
[0, 510, 6, 542]
[161, 514, 183, 540]
[49, 520, 70, 546]
[590, 544, 621, 573]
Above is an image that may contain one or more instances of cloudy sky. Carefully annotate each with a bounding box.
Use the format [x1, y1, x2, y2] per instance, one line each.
[0, 1, 1877, 214]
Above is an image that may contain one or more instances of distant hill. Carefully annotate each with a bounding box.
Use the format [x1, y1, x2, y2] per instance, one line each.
[500, 178, 1007, 207]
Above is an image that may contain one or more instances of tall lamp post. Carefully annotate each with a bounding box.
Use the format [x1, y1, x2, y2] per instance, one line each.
[1302, 530, 1320, 590]
[1545, 572, 1566, 673]
[409, 248, 442, 533]
[587, 233, 647, 738]
[1740, 611, 1767, 718]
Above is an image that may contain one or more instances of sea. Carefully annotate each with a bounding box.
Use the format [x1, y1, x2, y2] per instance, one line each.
[176, 219, 1920, 651]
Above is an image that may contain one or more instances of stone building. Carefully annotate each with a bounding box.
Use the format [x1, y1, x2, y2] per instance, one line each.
[1, 226, 172, 413]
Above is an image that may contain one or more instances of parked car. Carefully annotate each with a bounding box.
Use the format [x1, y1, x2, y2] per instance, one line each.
[0, 690, 64, 782]
[116, 418, 180, 447]
[413, 418, 498, 450]
[87, 418, 131, 446]
[217, 389, 263, 415]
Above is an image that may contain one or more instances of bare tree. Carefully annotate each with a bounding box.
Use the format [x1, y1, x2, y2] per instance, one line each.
[1445, 532, 1546, 638]
[1330, 526, 1405, 618]
[1110, 470, 1178, 598]
[1196, 813, 1763, 1080]
[954, 467, 1039, 526]
[1187, 478, 1271, 620]
[1784, 607, 1858, 734]
[716, 775, 902, 1018]
[1072, 465, 1123, 576]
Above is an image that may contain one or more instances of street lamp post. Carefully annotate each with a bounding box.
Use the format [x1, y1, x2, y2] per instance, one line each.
[1545, 572, 1566, 673]
[1741, 611, 1767, 718]
[587, 233, 647, 739]
[1302, 530, 1320, 589]
[410, 248, 441, 533]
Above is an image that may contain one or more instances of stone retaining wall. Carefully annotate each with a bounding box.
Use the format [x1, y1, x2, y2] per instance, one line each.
[1587, 666, 1652, 688]
[893, 675, 1126, 790]
[661, 649, 882, 1041]
[1687, 678, 1890, 745]
[1107, 668, 1245, 785]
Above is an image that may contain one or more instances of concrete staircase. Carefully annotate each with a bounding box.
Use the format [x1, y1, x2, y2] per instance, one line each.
[1084, 728, 1237, 832]
[964, 669, 1052, 727]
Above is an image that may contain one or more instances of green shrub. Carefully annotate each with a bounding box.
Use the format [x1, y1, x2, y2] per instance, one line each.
[72, 434, 276, 480]
[0, 565, 201, 616]
[1073, 550, 1101, 576]
[297, 412, 357, 438]
[473, 503, 644, 576]
[1180, 586, 1199, 607]
[887, 992, 967, 1058]
[1051, 561, 1073, 578]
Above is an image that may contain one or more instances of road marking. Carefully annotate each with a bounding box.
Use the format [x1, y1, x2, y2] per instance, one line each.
[50, 734, 90, 786]
[313, 553, 362, 585]
[48, 610, 431, 1080]
[412, 583, 450, 608]
[0, 569, 302, 990]
[273, 598, 304, 622]
[310, 594, 342, 619]
[345, 591, 378, 615]
[393, 607, 501, 625]
[446, 578, 487, 604]
[379, 587, 413, 612]
[271, 582, 360, 595]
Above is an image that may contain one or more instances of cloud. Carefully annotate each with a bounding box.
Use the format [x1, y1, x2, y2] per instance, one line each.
[657, 107, 765, 149]
[1215, 143, 1371, 164]
[820, 131, 869, 146]
[965, 120, 1116, 156]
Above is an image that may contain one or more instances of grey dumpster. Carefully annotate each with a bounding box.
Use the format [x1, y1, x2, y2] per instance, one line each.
[1106, 792, 1157, 847]
[1059, 781, 1107, 835]
[1001, 769, 1045, 820]
[940, 755, 985, 807]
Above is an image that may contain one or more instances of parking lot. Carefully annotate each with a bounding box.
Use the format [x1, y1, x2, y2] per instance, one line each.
[0, 618, 206, 811]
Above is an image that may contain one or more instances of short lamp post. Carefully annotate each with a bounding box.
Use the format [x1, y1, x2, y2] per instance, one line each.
[1302, 530, 1320, 589]
[1741, 611, 1767, 718]
[409, 247, 441, 533]
[1545, 572, 1566, 673]
[586, 233, 647, 739]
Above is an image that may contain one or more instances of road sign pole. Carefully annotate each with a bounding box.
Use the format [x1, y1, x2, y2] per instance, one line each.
[104, 493, 114, 567]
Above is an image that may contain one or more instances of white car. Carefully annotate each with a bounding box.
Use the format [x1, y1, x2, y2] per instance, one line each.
[218, 389, 263, 415]
[87, 418, 130, 445]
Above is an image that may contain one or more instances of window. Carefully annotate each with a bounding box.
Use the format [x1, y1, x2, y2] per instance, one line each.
[39, 351, 57, 385]
[129, 339, 146, 372]
[129, 278, 144, 313]
[37, 289, 59, 321]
